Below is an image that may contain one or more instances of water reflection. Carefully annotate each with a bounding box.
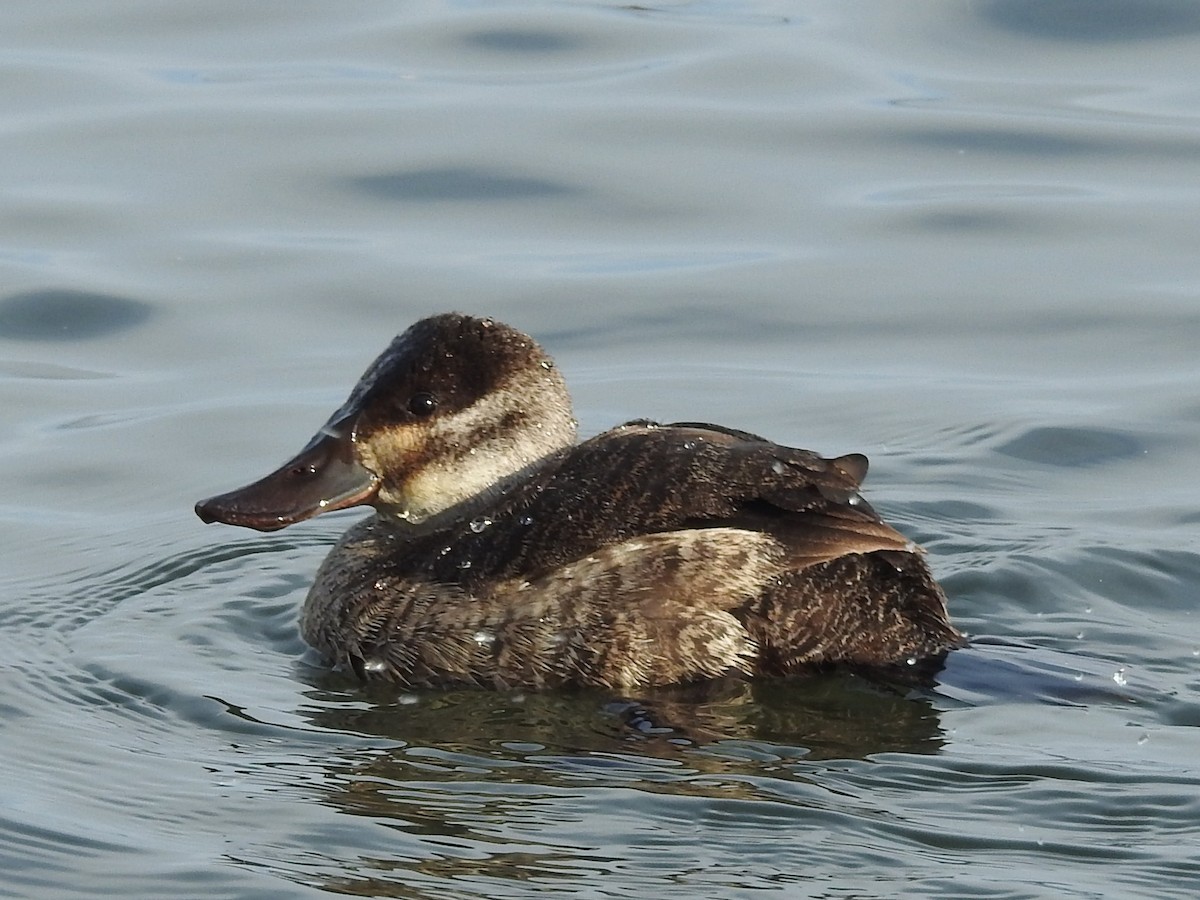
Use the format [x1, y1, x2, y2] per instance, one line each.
[979, 0, 1200, 41]
[461, 28, 580, 54]
[996, 425, 1145, 467]
[290, 674, 948, 894]
[302, 671, 948, 762]
[0, 289, 151, 341]
[348, 168, 578, 203]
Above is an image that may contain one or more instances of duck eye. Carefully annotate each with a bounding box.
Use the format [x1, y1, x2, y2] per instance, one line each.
[407, 392, 438, 417]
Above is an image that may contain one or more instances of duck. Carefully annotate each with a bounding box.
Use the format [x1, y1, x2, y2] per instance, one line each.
[196, 313, 963, 690]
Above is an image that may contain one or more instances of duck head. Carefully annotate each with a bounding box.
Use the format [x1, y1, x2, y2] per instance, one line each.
[196, 313, 578, 532]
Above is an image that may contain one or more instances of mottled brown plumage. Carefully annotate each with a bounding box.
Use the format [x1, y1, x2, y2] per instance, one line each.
[196, 313, 964, 690]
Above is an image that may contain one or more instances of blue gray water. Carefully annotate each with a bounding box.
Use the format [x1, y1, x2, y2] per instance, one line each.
[2, 2, 1198, 898]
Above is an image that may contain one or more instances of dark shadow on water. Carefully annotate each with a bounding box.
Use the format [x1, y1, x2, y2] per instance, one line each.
[348, 167, 579, 203]
[937, 639, 1145, 707]
[979, 0, 1200, 41]
[996, 426, 1144, 467]
[0, 289, 152, 341]
[905, 209, 1031, 234]
[543, 306, 792, 347]
[462, 28, 580, 54]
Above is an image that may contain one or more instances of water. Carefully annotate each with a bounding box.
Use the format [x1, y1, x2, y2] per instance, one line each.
[2, 1, 1199, 897]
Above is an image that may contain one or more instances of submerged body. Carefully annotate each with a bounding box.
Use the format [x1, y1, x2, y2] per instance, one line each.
[197, 314, 963, 689]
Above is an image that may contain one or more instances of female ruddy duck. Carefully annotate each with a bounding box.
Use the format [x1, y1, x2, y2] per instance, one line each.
[197, 314, 963, 689]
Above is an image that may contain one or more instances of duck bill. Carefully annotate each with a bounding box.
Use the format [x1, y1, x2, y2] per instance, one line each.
[195, 429, 380, 532]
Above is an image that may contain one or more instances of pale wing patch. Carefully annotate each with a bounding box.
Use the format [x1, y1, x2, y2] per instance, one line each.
[494, 528, 786, 688]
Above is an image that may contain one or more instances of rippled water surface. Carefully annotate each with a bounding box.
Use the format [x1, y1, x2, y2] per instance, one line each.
[3, 2, 1199, 898]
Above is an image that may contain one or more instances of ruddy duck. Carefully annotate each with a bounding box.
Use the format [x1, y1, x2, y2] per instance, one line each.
[196, 314, 963, 689]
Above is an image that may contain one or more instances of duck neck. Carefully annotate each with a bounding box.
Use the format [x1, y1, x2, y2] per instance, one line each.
[378, 442, 570, 532]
